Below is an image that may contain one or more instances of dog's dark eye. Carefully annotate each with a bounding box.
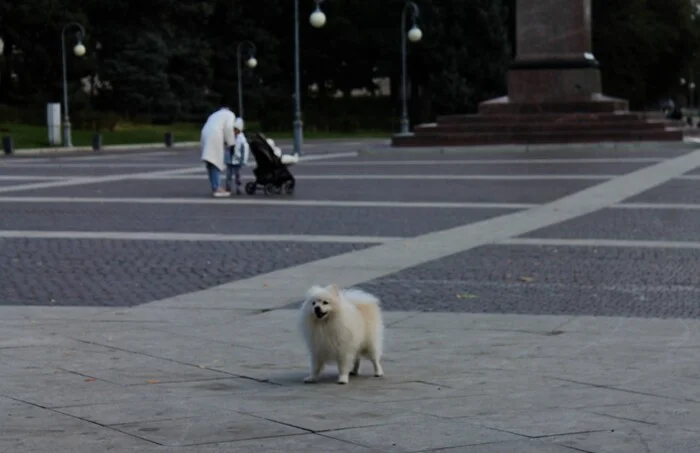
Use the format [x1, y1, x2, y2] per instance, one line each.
[322, 301, 328, 305]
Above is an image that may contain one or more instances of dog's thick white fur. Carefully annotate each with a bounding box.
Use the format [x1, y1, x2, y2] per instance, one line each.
[299, 284, 384, 384]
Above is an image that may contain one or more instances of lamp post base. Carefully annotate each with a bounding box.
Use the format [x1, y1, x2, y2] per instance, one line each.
[399, 118, 410, 135]
[63, 121, 73, 148]
[293, 119, 303, 156]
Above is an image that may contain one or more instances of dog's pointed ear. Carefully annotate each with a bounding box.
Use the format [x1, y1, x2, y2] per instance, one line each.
[307, 285, 322, 297]
[328, 284, 340, 296]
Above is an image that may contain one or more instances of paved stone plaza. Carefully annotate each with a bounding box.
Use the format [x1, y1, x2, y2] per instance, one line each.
[2, 139, 700, 452]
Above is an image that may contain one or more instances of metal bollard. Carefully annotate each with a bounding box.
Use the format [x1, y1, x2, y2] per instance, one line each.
[2, 136, 13, 155]
[92, 133, 103, 151]
[164, 131, 173, 148]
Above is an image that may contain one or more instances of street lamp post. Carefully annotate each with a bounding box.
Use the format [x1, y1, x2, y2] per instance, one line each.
[61, 22, 87, 148]
[292, 0, 327, 157]
[399, 1, 422, 135]
[236, 41, 258, 120]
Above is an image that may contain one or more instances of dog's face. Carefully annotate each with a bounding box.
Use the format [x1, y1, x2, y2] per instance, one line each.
[304, 284, 341, 321]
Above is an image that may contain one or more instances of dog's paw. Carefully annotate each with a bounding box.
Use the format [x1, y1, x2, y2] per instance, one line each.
[303, 376, 318, 384]
[374, 372, 384, 377]
[336, 376, 349, 385]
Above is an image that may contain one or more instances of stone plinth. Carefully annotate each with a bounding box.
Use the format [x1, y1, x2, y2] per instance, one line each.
[392, 0, 684, 147]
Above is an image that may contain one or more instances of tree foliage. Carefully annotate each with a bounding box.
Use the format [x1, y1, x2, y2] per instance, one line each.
[0, 0, 698, 125]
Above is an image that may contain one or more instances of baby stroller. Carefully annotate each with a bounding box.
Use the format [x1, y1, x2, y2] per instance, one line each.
[244, 132, 296, 196]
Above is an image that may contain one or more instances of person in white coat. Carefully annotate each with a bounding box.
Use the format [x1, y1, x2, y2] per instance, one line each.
[224, 117, 250, 195]
[200, 107, 236, 197]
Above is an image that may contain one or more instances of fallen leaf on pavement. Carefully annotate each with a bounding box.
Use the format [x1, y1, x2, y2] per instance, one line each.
[456, 293, 478, 299]
[146, 379, 161, 384]
[84, 378, 96, 382]
[519, 276, 534, 282]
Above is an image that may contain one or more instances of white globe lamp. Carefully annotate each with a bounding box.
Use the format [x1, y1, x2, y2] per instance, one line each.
[73, 42, 86, 57]
[407, 25, 422, 43]
[310, 9, 326, 28]
[246, 57, 258, 69]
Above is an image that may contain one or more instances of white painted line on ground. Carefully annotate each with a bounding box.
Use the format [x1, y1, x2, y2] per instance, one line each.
[0, 230, 400, 244]
[146, 147, 700, 309]
[501, 237, 700, 250]
[150, 174, 614, 181]
[301, 158, 665, 166]
[612, 203, 700, 210]
[0, 196, 537, 210]
[675, 175, 700, 180]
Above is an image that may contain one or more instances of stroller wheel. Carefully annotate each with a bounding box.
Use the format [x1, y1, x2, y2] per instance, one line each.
[245, 182, 256, 195]
[272, 185, 283, 195]
[263, 183, 276, 196]
[284, 180, 295, 195]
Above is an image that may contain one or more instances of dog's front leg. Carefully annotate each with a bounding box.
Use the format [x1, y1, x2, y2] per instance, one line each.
[349, 356, 361, 376]
[303, 358, 323, 383]
[337, 354, 354, 384]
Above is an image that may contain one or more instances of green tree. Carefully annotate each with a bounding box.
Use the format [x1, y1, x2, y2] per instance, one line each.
[593, 0, 699, 108]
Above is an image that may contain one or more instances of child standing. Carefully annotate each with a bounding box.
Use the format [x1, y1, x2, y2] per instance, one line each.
[225, 117, 250, 195]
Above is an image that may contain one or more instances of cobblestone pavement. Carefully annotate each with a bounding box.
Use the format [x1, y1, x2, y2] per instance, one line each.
[3, 140, 700, 451]
[2, 141, 700, 313]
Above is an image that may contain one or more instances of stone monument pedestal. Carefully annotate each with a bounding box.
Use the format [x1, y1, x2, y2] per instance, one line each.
[392, 0, 683, 147]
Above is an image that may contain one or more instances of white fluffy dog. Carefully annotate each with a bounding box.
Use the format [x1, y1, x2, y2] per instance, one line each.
[299, 284, 384, 384]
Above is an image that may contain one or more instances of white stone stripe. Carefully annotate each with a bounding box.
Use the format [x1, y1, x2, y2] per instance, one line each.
[0, 166, 202, 194]
[0, 176, 74, 181]
[0, 152, 357, 194]
[301, 157, 665, 166]
[0, 230, 400, 244]
[674, 175, 700, 180]
[0, 196, 537, 210]
[613, 203, 700, 210]
[151, 174, 614, 181]
[147, 148, 700, 310]
[501, 237, 700, 250]
[0, 151, 358, 168]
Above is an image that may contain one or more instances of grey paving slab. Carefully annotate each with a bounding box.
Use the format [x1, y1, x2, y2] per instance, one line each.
[0, 202, 518, 237]
[0, 403, 155, 452]
[433, 440, 582, 452]
[323, 416, 521, 452]
[55, 394, 252, 426]
[580, 400, 700, 431]
[240, 397, 426, 432]
[7, 177, 601, 204]
[0, 238, 372, 306]
[522, 207, 700, 241]
[182, 433, 380, 452]
[466, 407, 639, 438]
[113, 411, 305, 446]
[550, 425, 700, 453]
[384, 383, 664, 419]
[355, 244, 700, 318]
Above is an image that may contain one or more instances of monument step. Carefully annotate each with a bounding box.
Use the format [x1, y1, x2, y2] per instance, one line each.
[415, 121, 669, 134]
[437, 113, 647, 124]
[393, 129, 684, 147]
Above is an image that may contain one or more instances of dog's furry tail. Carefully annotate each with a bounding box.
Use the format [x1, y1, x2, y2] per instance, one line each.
[342, 287, 381, 307]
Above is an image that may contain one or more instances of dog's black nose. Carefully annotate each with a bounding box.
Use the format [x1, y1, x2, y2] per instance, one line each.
[314, 306, 324, 317]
